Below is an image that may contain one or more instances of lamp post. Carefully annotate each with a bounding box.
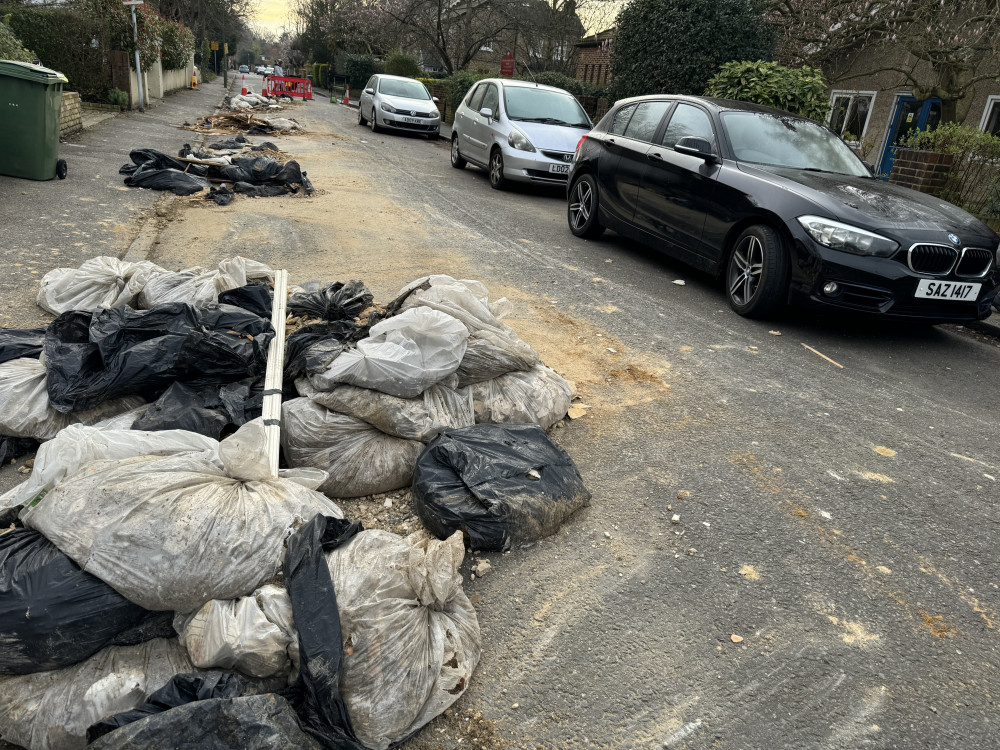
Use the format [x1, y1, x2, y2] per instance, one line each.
[123, 0, 144, 112]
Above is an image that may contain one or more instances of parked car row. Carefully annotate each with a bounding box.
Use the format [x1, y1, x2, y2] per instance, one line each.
[358, 74, 1000, 323]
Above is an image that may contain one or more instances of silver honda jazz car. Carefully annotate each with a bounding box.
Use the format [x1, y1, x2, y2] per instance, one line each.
[450, 79, 592, 189]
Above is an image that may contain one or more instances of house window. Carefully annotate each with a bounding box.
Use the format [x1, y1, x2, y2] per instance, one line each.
[829, 91, 875, 142]
[980, 96, 1000, 136]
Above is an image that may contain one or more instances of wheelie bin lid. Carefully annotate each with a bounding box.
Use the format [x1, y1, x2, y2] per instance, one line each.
[0, 60, 68, 84]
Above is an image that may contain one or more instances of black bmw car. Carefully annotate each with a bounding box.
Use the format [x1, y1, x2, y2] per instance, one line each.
[566, 95, 1000, 321]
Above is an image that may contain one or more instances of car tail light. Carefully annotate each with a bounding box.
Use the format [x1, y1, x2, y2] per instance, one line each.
[575, 134, 587, 152]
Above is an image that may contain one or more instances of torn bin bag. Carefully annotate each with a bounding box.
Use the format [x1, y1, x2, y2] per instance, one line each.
[0, 528, 173, 676]
[42, 302, 273, 414]
[282, 398, 423, 498]
[0, 638, 197, 750]
[308, 306, 469, 399]
[218, 282, 273, 319]
[323, 528, 481, 750]
[412, 423, 591, 551]
[88, 690, 324, 750]
[21, 421, 345, 612]
[0, 328, 44, 364]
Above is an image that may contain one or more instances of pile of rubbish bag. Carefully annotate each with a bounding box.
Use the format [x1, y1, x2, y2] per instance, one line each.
[189, 112, 301, 135]
[0, 262, 590, 748]
[119, 141, 312, 202]
[228, 90, 288, 111]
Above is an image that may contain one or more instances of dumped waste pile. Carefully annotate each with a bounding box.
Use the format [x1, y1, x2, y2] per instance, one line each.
[119, 138, 313, 203]
[227, 90, 291, 111]
[187, 111, 301, 135]
[0, 261, 590, 749]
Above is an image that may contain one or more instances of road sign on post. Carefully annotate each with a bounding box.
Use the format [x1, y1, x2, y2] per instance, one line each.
[210, 41, 219, 50]
[123, 0, 144, 112]
[500, 51, 515, 78]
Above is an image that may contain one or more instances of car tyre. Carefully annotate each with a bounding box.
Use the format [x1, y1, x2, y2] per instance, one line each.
[725, 225, 789, 318]
[358, 105, 367, 126]
[369, 107, 380, 133]
[450, 135, 466, 169]
[488, 148, 506, 190]
[567, 174, 604, 239]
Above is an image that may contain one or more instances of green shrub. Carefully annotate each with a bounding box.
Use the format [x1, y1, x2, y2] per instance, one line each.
[442, 70, 491, 112]
[703, 60, 827, 121]
[385, 51, 421, 78]
[345, 53, 376, 89]
[611, 0, 776, 99]
[107, 87, 128, 108]
[525, 71, 600, 98]
[160, 20, 194, 71]
[901, 123, 1000, 216]
[0, 16, 33, 61]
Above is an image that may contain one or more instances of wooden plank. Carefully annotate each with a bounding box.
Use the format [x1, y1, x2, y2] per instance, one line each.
[263, 269, 288, 478]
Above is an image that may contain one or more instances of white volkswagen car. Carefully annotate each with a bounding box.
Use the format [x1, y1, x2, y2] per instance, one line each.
[358, 74, 441, 138]
[450, 79, 592, 189]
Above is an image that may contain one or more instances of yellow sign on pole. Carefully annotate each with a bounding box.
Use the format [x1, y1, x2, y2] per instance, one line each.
[224, 43, 229, 54]
[210, 41, 219, 51]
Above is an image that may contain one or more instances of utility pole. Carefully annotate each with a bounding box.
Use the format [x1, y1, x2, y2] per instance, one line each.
[123, 0, 144, 111]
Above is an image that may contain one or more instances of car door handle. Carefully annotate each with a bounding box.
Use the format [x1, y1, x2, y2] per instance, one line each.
[646, 151, 663, 161]
[607, 138, 616, 144]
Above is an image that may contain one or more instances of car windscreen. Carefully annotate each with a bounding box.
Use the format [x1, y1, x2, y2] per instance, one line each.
[722, 112, 870, 177]
[503, 87, 591, 128]
[378, 78, 430, 100]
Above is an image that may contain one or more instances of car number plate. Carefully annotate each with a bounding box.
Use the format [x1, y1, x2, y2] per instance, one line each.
[914, 279, 981, 301]
[549, 164, 571, 174]
[401, 117, 421, 123]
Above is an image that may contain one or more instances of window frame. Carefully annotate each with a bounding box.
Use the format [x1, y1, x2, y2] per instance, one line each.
[658, 102, 716, 150]
[978, 95, 1000, 136]
[827, 90, 876, 144]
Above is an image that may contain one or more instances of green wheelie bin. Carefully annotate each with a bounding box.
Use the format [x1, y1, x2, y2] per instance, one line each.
[0, 61, 68, 180]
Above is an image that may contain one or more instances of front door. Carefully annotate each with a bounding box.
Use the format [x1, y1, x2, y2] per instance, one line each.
[877, 96, 942, 178]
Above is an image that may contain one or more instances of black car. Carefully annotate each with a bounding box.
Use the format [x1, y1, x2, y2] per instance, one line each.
[567, 95, 1000, 321]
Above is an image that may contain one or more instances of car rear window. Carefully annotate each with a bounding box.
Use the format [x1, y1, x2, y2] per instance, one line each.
[623, 101, 671, 142]
[609, 104, 637, 135]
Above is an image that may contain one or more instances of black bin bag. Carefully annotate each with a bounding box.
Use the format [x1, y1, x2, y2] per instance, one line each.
[412, 423, 592, 552]
[0, 328, 45, 364]
[0, 528, 173, 675]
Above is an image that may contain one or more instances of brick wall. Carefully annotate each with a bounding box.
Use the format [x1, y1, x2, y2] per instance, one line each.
[575, 45, 610, 87]
[888, 149, 955, 193]
[59, 91, 82, 137]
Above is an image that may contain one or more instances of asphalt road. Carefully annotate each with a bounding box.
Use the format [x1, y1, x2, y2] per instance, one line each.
[1, 91, 997, 750]
[322, 101, 1000, 749]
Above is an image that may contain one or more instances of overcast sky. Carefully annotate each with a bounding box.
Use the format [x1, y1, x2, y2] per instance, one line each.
[255, 0, 289, 36]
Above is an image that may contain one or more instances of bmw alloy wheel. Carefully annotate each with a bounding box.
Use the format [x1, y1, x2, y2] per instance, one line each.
[728, 234, 764, 307]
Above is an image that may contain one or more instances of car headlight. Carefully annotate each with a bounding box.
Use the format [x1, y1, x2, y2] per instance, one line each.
[431, 108, 440, 118]
[508, 128, 536, 153]
[380, 102, 397, 113]
[797, 215, 899, 257]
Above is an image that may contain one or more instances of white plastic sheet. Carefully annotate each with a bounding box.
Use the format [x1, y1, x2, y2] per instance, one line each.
[297, 375, 474, 443]
[308, 307, 469, 399]
[136, 256, 273, 309]
[393, 275, 539, 385]
[281, 398, 423, 498]
[174, 585, 297, 679]
[0, 359, 144, 440]
[21, 421, 344, 612]
[470, 365, 572, 429]
[0, 638, 195, 750]
[36, 257, 166, 316]
[327, 529, 480, 750]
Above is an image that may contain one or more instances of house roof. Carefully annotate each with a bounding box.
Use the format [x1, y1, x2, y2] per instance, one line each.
[575, 27, 615, 48]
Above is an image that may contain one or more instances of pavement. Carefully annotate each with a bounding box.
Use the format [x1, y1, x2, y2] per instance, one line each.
[0, 74, 229, 330]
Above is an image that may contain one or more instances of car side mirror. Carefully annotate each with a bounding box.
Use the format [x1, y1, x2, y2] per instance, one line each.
[675, 136, 718, 163]
[365, 87, 374, 95]
[432, 96, 440, 103]
[479, 107, 494, 120]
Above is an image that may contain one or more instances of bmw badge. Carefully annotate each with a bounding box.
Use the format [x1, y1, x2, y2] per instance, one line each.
[948, 233, 960, 245]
